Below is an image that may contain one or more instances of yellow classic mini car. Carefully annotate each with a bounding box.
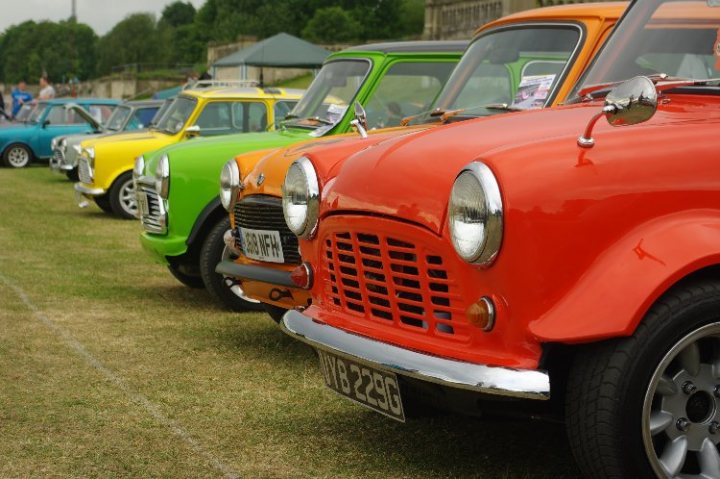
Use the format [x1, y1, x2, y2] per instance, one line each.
[73, 85, 304, 218]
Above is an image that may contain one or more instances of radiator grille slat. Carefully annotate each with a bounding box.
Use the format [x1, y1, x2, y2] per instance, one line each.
[323, 230, 467, 340]
[78, 158, 92, 184]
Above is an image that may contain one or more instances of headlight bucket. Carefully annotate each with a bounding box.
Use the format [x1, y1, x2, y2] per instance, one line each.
[155, 154, 170, 200]
[220, 159, 240, 211]
[448, 162, 503, 266]
[133, 155, 145, 179]
[282, 156, 319, 239]
[85, 147, 95, 168]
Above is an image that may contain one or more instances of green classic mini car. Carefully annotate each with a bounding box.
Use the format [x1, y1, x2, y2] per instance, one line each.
[136, 41, 465, 311]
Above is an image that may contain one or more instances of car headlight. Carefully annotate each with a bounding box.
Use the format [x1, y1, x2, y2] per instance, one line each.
[51, 138, 58, 150]
[219, 159, 240, 211]
[59, 138, 67, 151]
[155, 154, 170, 200]
[73, 144, 82, 155]
[282, 156, 319, 239]
[85, 146, 95, 167]
[134, 155, 145, 178]
[448, 162, 503, 266]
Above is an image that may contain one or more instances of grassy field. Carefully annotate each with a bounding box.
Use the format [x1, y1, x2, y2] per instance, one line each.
[0, 166, 580, 478]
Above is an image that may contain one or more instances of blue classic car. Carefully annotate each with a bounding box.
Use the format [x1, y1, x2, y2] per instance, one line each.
[0, 98, 119, 168]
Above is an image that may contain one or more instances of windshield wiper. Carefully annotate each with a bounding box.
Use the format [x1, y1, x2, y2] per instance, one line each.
[578, 73, 720, 100]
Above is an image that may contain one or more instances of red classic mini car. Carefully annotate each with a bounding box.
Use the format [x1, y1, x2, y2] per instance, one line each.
[279, 1, 720, 477]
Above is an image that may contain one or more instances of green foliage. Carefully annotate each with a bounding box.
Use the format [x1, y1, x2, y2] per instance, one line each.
[160, 1, 197, 27]
[0, 20, 98, 83]
[96, 14, 163, 75]
[0, 0, 427, 83]
[302, 7, 361, 43]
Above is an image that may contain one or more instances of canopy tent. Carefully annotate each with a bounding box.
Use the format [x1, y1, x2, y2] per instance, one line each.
[212, 33, 331, 84]
[213, 33, 331, 68]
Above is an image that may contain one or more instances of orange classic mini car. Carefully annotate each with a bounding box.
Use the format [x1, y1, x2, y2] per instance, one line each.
[278, 1, 720, 478]
[217, 2, 625, 323]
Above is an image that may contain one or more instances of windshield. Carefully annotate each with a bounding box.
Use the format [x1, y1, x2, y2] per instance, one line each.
[154, 96, 197, 134]
[15, 104, 34, 122]
[28, 103, 48, 123]
[105, 106, 132, 131]
[570, 0, 720, 100]
[285, 60, 370, 129]
[408, 25, 582, 124]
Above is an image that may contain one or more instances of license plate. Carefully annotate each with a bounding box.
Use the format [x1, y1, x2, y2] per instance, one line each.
[317, 349, 405, 422]
[136, 191, 150, 216]
[240, 228, 284, 263]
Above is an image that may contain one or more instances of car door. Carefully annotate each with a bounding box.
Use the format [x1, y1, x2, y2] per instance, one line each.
[35, 105, 94, 158]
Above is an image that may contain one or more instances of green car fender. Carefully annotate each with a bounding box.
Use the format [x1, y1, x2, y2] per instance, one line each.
[139, 129, 305, 264]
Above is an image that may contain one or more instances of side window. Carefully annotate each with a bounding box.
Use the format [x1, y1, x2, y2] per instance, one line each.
[89, 105, 115, 123]
[274, 101, 297, 128]
[45, 106, 69, 124]
[365, 62, 456, 129]
[230, 102, 268, 133]
[128, 107, 159, 130]
[195, 102, 234, 136]
[246, 102, 267, 132]
[452, 63, 513, 111]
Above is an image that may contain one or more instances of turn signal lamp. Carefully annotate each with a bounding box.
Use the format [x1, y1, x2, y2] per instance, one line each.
[466, 296, 496, 331]
[290, 263, 313, 289]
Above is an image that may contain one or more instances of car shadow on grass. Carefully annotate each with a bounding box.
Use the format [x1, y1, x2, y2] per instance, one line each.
[302, 407, 579, 478]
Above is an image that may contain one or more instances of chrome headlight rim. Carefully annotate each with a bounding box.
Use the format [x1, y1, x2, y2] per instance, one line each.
[84, 146, 95, 168]
[448, 161, 503, 266]
[282, 156, 320, 240]
[59, 138, 67, 152]
[133, 155, 145, 179]
[219, 159, 240, 211]
[155, 154, 170, 200]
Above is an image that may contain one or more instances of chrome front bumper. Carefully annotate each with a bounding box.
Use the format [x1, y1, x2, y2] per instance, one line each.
[281, 310, 551, 400]
[74, 182, 105, 197]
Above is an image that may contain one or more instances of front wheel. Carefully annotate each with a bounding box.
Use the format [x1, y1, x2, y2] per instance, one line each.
[108, 172, 137, 219]
[65, 168, 79, 182]
[2, 143, 32, 168]
[262, 304, 288, 324]
[199, 217, 263, 312]
[566, 281, 720, 479]
[167, 264, 204, 289]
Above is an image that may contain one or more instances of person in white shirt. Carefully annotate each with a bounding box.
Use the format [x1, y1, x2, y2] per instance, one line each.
[38, 76, 55, 100]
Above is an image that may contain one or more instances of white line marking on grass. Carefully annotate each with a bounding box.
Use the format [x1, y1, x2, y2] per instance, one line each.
[0, 272, 240, 479]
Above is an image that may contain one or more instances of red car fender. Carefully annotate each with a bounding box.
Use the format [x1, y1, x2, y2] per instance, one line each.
[530, 210, 720, 343]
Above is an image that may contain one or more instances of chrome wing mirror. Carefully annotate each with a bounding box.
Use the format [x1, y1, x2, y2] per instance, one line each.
[185, 125, 201, 138]
[578, 76, 658, 148]
[350, 101, 368, 139]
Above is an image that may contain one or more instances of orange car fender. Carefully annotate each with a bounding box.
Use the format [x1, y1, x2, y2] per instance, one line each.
[529, 210, 720, 343]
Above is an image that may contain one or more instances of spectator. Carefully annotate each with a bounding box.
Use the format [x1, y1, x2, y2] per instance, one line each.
[38, 76, 56, 100]
[11, 81, 32, 117]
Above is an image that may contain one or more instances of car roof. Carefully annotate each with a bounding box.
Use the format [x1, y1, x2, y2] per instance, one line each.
[343, 40, 469, 54]
[181, 87, 305, 100]
[37, 98, 119, 106]
[482, 2, 628, 32]
[122, 99, 165, 108]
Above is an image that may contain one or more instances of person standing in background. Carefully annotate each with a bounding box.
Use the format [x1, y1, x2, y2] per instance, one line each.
[38, 76, 55, 100]
[11, 81, 32, 117]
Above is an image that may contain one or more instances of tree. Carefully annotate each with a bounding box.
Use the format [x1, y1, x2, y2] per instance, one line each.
[96, 13, 162, 75]
[302, 6, 361, 43]
[161, 1, 197, 28]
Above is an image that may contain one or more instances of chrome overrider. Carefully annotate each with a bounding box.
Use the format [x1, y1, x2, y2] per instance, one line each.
[281, 310, 551, 400]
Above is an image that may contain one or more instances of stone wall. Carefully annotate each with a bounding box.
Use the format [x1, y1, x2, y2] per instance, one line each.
[423, 0, 591, 40]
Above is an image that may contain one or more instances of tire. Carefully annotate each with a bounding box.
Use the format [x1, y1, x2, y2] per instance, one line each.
[2, 143, 32, 168]
[566, 281, 720, 479]
[93, 195, 113, 213]
[108, 171, 137, 219]
[199, 217, 263, 312]
[167, 264, 204, 289]
[65, 168, 79, 182]
[262, 304, 288, 324]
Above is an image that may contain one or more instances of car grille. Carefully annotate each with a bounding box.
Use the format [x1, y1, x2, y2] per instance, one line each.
[322, 229, 467, 340]
[78, 157, 92, 184]
[138, 183, 166, 234]
[233, 195, 300, 264]
[51, 148, 64, 167]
